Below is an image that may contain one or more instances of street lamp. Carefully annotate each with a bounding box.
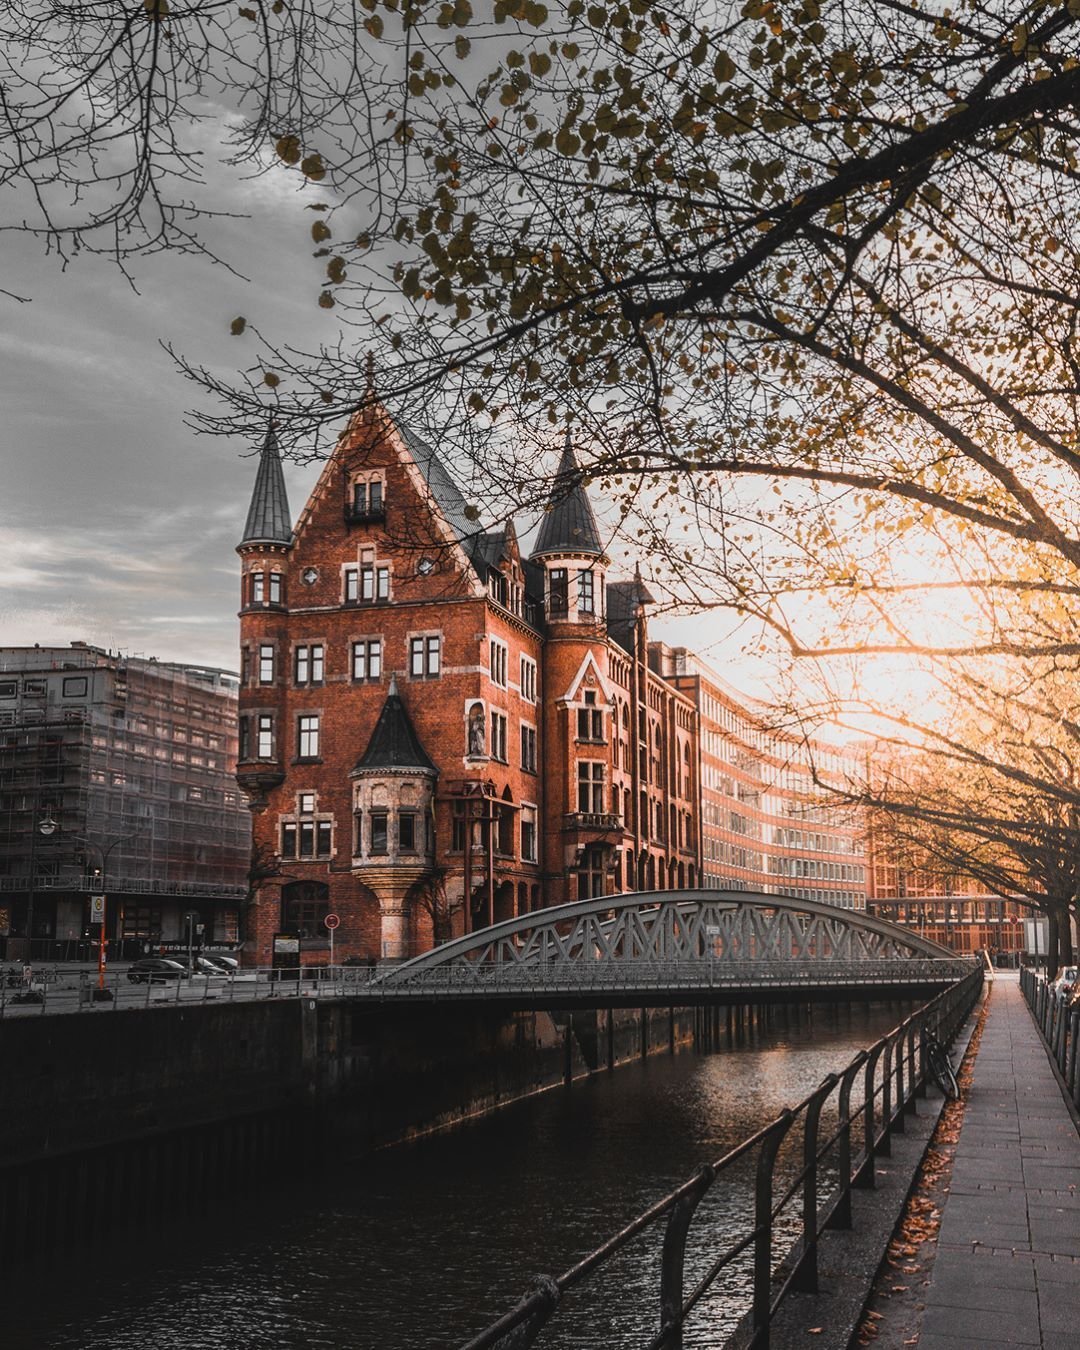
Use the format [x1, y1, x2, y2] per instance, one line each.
[24, 804, 57, 964]
[79, 833, 133, 998]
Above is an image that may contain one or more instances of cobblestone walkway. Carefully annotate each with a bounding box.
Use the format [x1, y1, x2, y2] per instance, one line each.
[917, 974, 1080, 1347]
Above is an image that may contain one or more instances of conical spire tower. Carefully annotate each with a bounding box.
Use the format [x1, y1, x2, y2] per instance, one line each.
[532, 431, 603, 558]
[240, 422, 293, 548]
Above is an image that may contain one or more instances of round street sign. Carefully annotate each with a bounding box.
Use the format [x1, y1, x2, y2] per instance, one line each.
[324, 913, 340, 930]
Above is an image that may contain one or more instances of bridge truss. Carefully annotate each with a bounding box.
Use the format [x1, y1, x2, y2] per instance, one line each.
[365, 891, 975, 1006]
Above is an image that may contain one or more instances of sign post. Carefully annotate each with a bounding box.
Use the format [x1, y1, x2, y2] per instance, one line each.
[271, 932, 301, 984]
[324, 912, 340, 968]
[90, 893, 107, 992]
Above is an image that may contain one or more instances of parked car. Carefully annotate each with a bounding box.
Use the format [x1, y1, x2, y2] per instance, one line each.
[127, 958, 187, 984]
[166, 955, 228, 978]
[200, 954, 239, 974]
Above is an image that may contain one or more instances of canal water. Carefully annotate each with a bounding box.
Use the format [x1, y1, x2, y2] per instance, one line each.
[13, 1000, 909, 1350]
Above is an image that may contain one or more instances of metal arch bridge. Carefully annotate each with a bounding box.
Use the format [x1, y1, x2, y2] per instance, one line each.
[350, 890, 976, 1008]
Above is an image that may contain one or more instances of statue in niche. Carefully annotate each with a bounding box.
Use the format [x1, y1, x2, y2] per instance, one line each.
[467, 703, 485, 756]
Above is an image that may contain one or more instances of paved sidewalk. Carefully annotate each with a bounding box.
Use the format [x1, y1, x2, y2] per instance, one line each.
[917, 974, 1080, 1348]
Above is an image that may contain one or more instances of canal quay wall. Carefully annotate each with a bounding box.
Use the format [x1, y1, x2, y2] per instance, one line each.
[0, 996, 705, 1264]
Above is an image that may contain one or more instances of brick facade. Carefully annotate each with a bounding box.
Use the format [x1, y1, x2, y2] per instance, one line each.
[236, 404, 700, 964]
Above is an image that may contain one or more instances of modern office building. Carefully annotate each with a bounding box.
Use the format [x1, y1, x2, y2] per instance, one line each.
[654, 647, 868, 908]
[0, 644, 250, 960]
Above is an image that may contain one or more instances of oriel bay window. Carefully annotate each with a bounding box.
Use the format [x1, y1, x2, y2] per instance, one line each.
[297, 714, 320, 760]
[577, 690, 604, 742]
[371, 811, 389, 854]
[256, 713, 274, 759]
[399, 812, 417, 852]
[577, 760, 605, 814]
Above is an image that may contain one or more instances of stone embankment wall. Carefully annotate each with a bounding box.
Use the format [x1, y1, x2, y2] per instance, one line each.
[0, 997, 697, 1263]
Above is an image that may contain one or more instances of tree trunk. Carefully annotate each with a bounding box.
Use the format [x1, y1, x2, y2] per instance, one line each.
[1060, 903, 1075, 967]
[1047, 907, 1061, 980]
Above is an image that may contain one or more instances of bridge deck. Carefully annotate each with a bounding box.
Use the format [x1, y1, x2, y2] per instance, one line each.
[915, 975, 1080, 1348]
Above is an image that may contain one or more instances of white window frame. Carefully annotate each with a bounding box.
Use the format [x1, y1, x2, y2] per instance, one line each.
[352, 639, 383, 680]
[297, 714, 320, 760]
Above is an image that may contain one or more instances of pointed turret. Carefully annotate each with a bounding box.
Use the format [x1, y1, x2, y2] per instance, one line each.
[532, 432, 603, 558]
[353, 675, 437, 774]
[240, 422, 293, 548]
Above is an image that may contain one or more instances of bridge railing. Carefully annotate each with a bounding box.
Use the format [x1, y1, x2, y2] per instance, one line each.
[1020, 967, 1080, 1110]
[0, 958, 979, 1018]
[457, 967, 984, 1350]
[362, 956, 975, 997]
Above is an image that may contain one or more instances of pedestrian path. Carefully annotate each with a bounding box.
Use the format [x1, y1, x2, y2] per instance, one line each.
[917, 973, 1080, 1347]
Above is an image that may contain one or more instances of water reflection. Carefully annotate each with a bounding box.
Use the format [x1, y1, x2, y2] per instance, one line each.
[13, 1001, 909, 1350]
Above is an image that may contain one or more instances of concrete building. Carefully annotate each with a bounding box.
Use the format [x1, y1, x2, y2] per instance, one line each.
[236, 402, 700, 964]
[0, 644, 250, 960]
[654, 647, 867, 908]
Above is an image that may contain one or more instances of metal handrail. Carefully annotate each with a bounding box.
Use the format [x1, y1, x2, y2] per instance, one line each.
[457, 967, 982, 1350]
[1020, 967, 1080, 1111]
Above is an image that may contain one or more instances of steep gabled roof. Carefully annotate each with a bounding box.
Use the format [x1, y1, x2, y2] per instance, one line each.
[240, 423, 292, 547]
[353, 676, 437, 775]
[396, 422, 478, 543]
[532, 434, 603, 558]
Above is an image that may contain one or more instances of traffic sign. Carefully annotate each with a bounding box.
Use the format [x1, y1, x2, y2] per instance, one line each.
[324, 913, 340, 930]
[90, 895, 106, 924]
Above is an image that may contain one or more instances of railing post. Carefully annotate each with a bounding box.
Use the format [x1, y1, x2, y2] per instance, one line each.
[878, 1040, 894, 1155]
[829, 1052, 867, 1227]
[658, 1168, 713, 1349]
[892, 1023, 907, 1134]
[752, 1112, 796, 1348]
[791, 1075, 839, 1293]
[856, 1040, 887, 1186]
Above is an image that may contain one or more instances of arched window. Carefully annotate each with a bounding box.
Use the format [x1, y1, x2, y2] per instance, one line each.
[281, 880, 330, 939]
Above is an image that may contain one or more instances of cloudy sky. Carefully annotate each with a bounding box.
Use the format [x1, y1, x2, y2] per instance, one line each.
[0, 155, 344, 673]
[0, 149, 775, 694]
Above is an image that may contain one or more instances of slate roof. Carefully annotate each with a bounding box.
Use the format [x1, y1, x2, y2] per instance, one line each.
[396, 422, 478, 544]
[240, 423, 292, 547]
[532, 435, 603, 558]
[353, 676, 437, 774]
[606, 576, 655, 653]
[467, 529, 508, 572]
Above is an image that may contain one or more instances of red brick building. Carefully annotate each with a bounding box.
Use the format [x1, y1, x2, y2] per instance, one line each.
[236, 401, 699, 963]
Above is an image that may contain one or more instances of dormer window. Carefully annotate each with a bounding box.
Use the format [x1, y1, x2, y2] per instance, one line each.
[490, 569, 508, 606]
